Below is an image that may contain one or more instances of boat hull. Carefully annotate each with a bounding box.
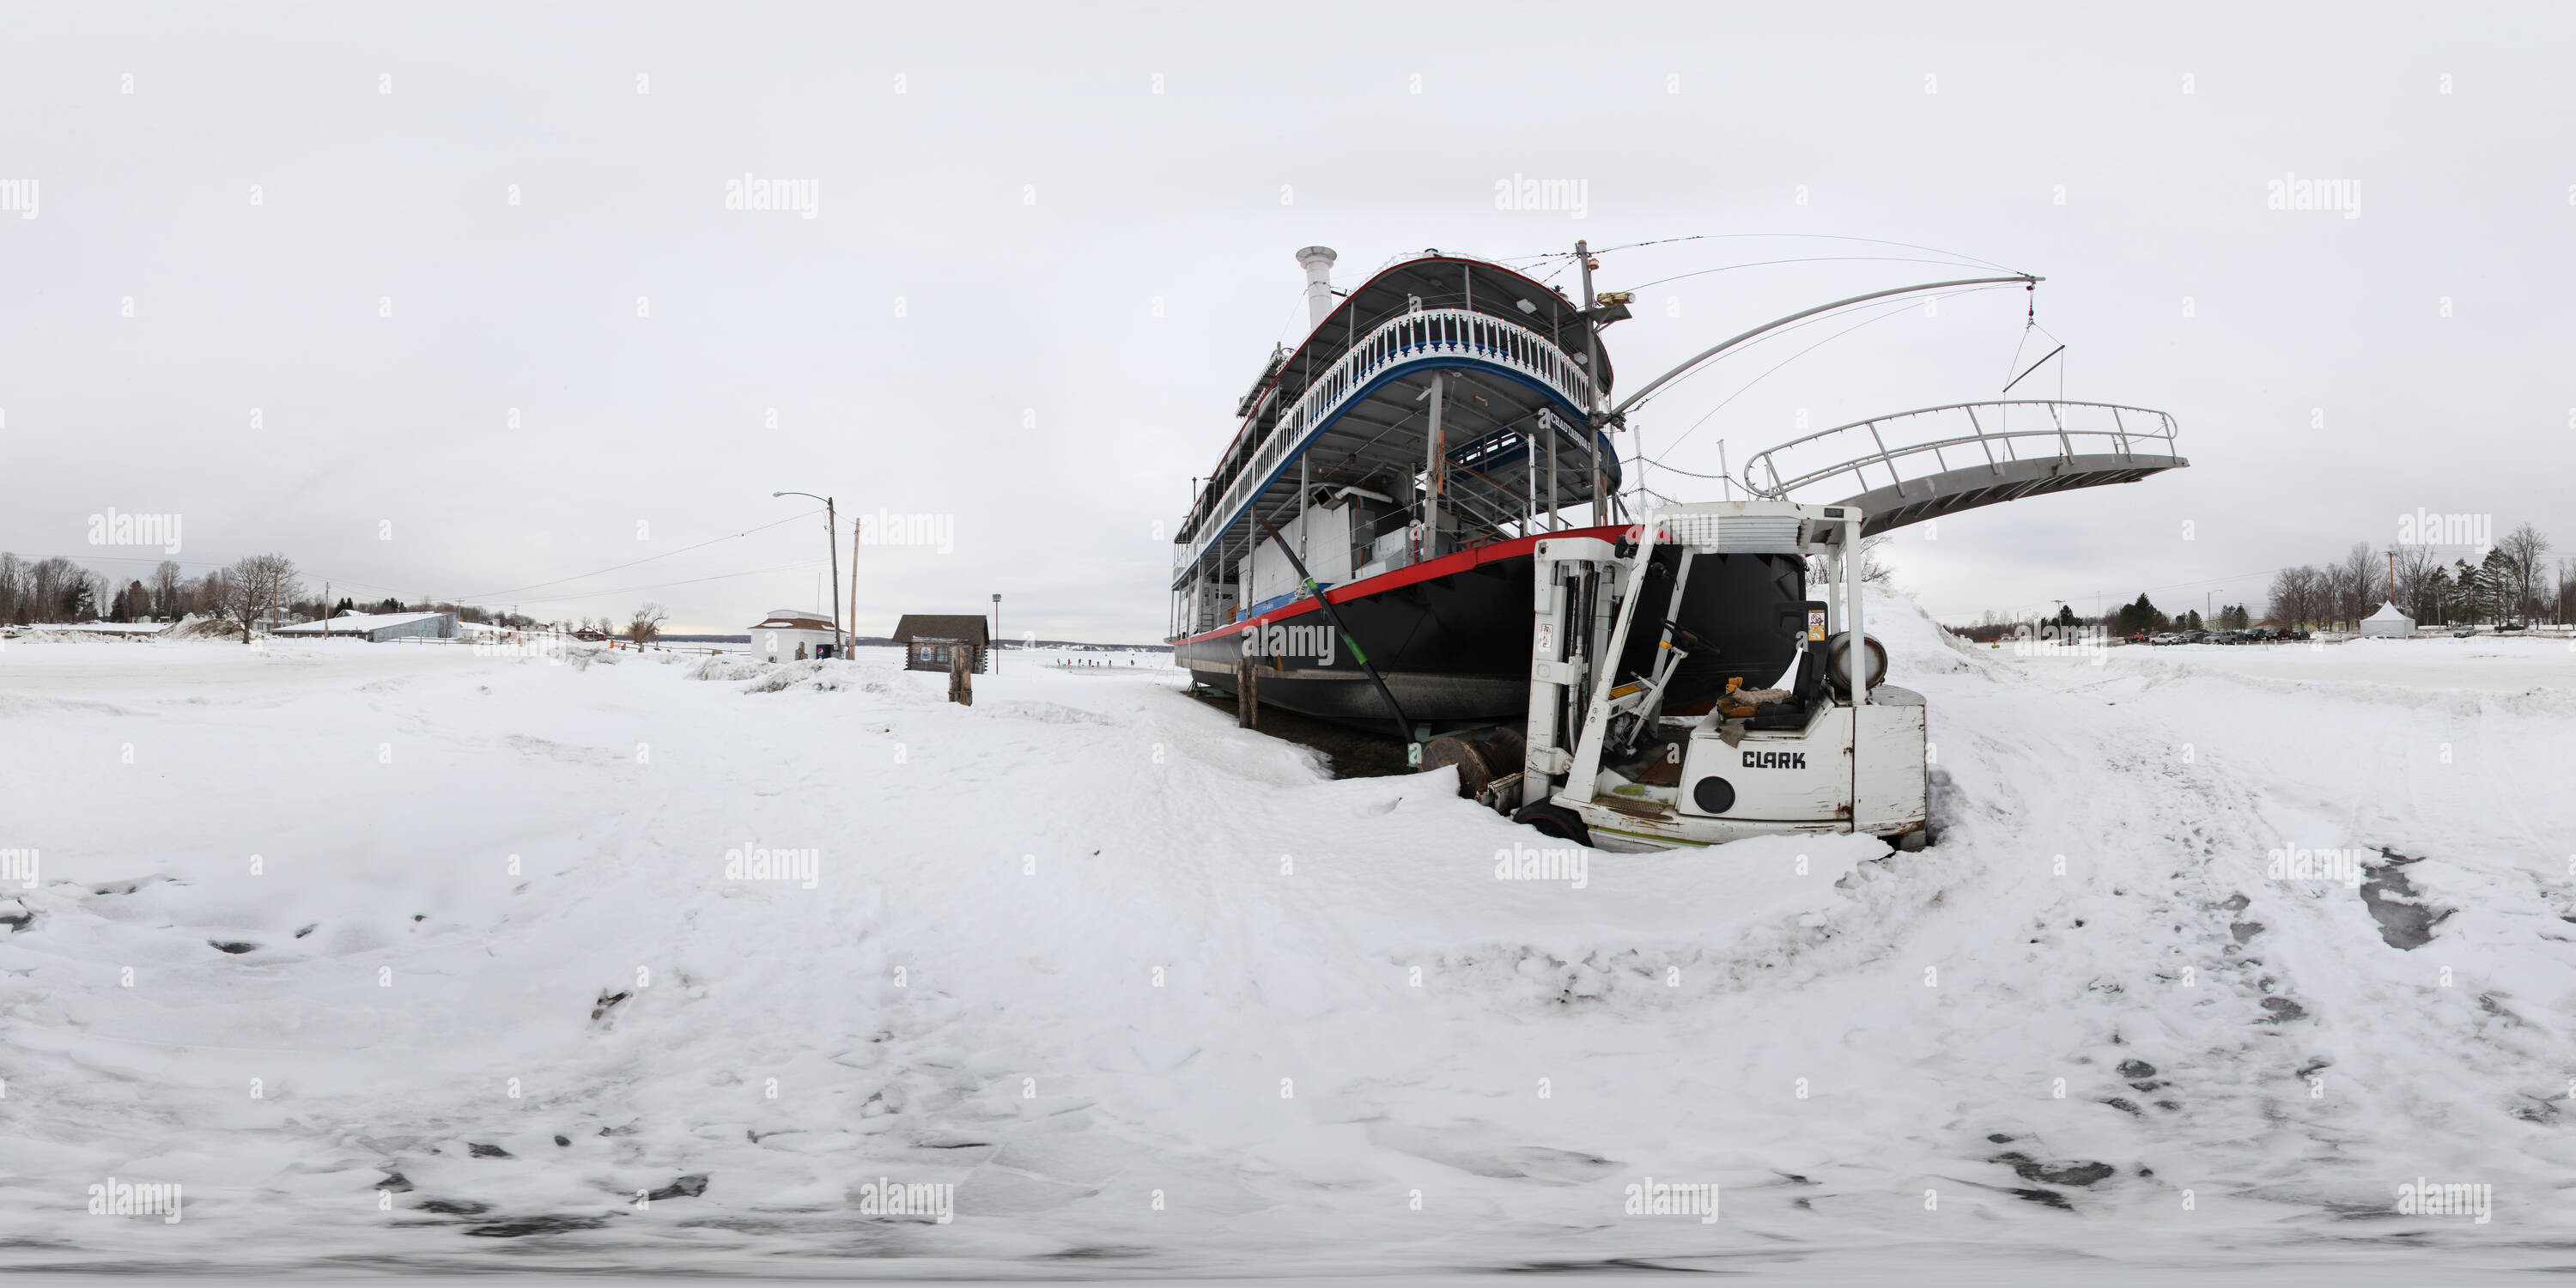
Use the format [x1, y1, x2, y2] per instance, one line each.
[1174, 527, 1807, 728]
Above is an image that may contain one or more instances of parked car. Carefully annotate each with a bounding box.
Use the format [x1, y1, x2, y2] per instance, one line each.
[2182, 629, 2211, 642]
[2149, 632, 2183, 646]
[2452, 627, 2476, 638]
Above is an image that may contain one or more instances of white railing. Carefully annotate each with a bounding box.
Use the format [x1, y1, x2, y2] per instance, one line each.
[1741, 401, 2179, 501]
[1176, 307, 1594, 577]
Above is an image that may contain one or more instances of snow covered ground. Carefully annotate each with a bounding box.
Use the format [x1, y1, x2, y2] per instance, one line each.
[2, 617, 2573, 1281]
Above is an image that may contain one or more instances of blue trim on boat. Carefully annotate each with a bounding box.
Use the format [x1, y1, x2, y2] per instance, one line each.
[1239, 584, 1334, 619]
[1176, 352, 1615, 586]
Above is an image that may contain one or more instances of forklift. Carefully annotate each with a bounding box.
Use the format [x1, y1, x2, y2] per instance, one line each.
[1503, 500, 1928, 853]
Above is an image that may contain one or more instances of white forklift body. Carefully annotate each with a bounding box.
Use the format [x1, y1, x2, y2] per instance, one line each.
[1516, 500, 1927, 853]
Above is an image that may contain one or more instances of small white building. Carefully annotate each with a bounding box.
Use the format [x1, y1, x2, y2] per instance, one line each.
[747, 608, 837, 661]
[2357, 601, 2415, 637]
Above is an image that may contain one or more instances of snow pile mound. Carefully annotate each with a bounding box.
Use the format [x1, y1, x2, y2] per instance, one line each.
[168, 615, 245, 641]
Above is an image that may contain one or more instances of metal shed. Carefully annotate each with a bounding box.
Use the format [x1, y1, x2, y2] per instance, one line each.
[271, 611, 459, 642]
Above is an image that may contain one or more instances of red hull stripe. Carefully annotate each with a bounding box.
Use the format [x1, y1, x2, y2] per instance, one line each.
[1176, 524, 1627, 646]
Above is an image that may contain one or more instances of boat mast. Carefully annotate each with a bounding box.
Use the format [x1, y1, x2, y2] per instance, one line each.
[1577, 240, 1605, 525]
[1424, 373, 1447, 559]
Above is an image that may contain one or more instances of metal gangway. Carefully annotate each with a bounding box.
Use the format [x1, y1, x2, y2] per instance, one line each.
[1740, 400, 2184, 536]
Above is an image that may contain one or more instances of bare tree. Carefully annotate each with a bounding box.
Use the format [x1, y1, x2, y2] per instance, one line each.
[2268, 564, 2317, 629]
[220, 553, 303, 643]
[0, 552, 21, 625]
[187, 569, 225, 618]
[2392, 542, 2442, 625]
[25, 556, 84, 622]
[2494, 522, 2551, 624]
[149, 559, 184, 620]
[628, 602, 670, 645]
[1860, 533, 1895, 586]
[2325, 543, 2377, 628]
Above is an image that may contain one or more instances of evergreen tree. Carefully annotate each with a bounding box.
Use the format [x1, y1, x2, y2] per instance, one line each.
[2113, 594, 2168, 636]
[2479, 547, 2517, 623]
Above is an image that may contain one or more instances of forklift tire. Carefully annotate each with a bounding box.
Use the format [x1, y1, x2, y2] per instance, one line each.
[1513, 801, 1594, 848]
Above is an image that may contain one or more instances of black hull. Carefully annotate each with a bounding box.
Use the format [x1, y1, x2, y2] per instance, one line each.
[1176, 532, 1805, 726]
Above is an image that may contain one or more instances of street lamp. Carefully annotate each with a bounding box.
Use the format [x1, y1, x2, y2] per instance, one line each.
[772, 491, 843, 659]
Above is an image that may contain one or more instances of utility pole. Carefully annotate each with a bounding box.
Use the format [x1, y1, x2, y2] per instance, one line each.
[991, 593, 1002, 675]
[771, 491, 841, 659]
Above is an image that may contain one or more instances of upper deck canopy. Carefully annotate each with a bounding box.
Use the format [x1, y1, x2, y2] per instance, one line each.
[1177, 252, 1616, 555]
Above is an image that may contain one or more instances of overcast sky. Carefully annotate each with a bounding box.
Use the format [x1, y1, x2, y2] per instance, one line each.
[3, 2, 2570, 637]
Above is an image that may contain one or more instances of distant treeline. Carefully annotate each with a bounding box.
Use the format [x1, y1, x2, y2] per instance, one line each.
[0, 551, 539, 634]
[1952, 519, 2567, 637]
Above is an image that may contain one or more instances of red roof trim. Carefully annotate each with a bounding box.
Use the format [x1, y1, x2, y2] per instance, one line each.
[1176, 524, 1627, 646]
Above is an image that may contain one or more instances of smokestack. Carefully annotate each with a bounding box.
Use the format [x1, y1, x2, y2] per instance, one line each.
[1296, 246, 1338, 330]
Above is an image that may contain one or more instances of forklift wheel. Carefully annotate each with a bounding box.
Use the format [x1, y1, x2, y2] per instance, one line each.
[1512, 801, 1594, 848]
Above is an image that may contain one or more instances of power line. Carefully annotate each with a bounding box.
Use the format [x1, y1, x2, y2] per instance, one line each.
[28, 507, 829, 616]
[501, 557, 834, 608]
[446, 507, 823, 601]
[1623, 254, 1999, 294]
[1640, 286, 2002, 469]
[34, 551, 406, 596]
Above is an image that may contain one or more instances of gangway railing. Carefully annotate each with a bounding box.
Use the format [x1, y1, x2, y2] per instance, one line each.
[1740, 400, 2184, 535]
[1175, 307, 1595, 580]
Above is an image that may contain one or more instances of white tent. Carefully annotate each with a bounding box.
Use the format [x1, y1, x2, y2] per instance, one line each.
[2357, 601, 2414, 637]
